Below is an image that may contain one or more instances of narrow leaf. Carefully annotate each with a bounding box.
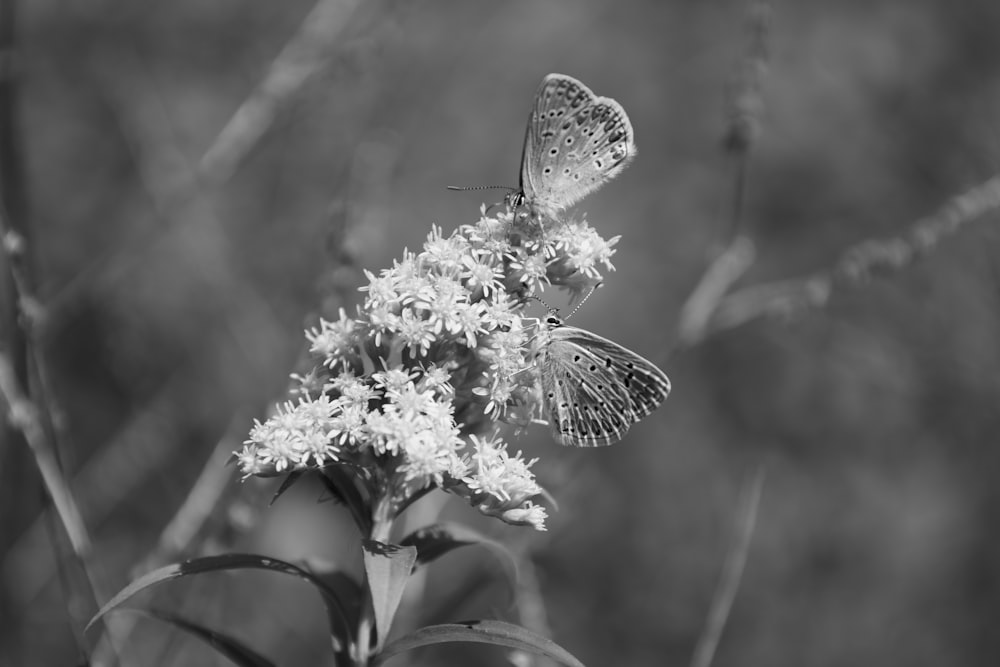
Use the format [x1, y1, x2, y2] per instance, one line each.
[110, 608, 276, 667]
[301, 562, 365, 659]
[315, 569, 364, 631]
[400, 522, 519, 588]
[86, 553, 355, 653]
[395, 484, 434, 515]
[320, 466, 372, 534]
[361, 540, 417, 651]
[269, 470, 304, 506]
[375, 620, 585, 667]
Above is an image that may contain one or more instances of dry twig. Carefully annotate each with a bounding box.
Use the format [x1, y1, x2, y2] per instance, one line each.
[199, 0, 364, 183]
[706, 173, 1000, 336]
[690, 467, 765, 667]
[678, 0, 770, 346]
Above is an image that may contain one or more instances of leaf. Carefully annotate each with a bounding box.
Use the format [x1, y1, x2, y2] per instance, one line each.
[314, 568, 364, 631]
[395, 484, 434, 515]
[300, 561, 365, 659]
[269, 470, 304, 506]
[361, 540, 417, 651]
[320, 466, 372, 534]
[375, 620, 585, 667]
[86, 553, 355, 654]
[109, 608, 276, 667]
[400, 522, 519, 589]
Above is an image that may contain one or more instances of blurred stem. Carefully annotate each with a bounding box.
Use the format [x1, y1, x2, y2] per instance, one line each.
[690, 467, 765, 667]
[0, 1, 114, 663]
[674, 0, 769, 350]
[198, 0, 363, 184]
[0, 0, 30, 544]
[726, 150, 749, 244]
[0, 0, 26, 258]
[355, 493, 395, 666]
[370, 493, 395, 542]
[705, 171, 1000, 335]
[722, 0, 769, 243]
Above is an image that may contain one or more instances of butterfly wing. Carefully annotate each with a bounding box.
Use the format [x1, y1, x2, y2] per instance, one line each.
[539, 337, 635, 447]
[519, 73, 637, 219]
[539, 325, 670, 447]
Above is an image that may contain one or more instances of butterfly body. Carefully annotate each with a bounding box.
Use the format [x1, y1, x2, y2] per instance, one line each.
[533, 316, 670, 446]
[515, 73, 636, 221]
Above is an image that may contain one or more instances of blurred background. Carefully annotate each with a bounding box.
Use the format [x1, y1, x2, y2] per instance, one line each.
[3, 0, 1000, 665]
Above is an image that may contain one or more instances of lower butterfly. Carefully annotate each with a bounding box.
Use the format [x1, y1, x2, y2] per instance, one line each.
[533, 315, 670, 447]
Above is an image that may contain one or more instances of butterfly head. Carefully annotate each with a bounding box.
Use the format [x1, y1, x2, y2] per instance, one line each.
[504, 190, 526, 209]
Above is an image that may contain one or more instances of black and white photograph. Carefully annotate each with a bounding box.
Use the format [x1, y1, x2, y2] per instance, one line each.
[2, 1, 999, 665]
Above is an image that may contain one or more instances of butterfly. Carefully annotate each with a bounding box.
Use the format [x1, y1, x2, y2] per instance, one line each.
[533, 315, 670, 446]
[511, 73, 637, 222]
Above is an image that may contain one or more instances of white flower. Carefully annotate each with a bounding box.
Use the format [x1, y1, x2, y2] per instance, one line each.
[306, 309, 359, 364]
[508, 251, 550, 292]
[499, 502, 548, 531]
[372, 367, 418, 395]
[464, 434, 542, 502]
[419, 363, 455, 396]
[421, 225, 471, 273]
[394, 308, 437, 356]
[548, 221, 618, 278]
[360, 268, 401, 310]
[460, 254, 504, 297]
[245, 203, 624, 532]
[238, 395, 342, 475]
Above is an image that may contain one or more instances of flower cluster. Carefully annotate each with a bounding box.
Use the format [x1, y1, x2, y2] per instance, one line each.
[237, 209, 619, 531]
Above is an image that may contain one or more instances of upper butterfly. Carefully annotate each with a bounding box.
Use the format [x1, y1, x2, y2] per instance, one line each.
[511, 73, 637, 222]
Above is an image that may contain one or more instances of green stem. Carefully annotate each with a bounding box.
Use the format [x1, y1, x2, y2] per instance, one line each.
[354, 493, 395, 666]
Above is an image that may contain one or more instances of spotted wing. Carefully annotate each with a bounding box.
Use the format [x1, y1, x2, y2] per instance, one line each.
[539, 336, 636, 447]
[541, 325, 670, 447]
[518, 73, 637, 219]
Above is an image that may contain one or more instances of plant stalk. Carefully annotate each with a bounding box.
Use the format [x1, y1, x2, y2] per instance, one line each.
[354, 492, 395, 665]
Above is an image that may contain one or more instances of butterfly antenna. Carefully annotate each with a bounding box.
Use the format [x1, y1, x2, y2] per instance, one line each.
[528, 293, 557, 317]
[446, 184, 516, 194]
[448, 185, 522, 215]
[563, 282, 603, 321]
